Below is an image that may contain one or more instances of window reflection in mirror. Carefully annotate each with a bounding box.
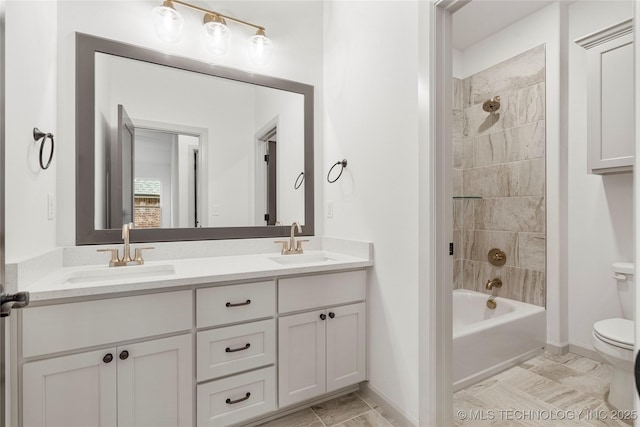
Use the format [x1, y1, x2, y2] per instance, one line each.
[94, 52, 305, 230]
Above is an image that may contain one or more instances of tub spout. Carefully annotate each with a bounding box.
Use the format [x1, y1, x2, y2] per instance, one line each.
[485, 278, 502, 290]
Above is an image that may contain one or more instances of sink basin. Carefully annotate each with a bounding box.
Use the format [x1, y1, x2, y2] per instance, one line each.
[269, 253, 336, 266]
[62, 264, 176, 285]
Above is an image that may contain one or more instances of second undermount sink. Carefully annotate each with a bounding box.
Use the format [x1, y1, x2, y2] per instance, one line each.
[62, 264, 176, 285]
[269, 252, 337, 266]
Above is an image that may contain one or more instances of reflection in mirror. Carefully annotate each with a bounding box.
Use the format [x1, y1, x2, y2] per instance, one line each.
[94, 52, 305, 230]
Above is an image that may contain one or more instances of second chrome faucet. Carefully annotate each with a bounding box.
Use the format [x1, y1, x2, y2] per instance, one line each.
[97, 223, 154, 267]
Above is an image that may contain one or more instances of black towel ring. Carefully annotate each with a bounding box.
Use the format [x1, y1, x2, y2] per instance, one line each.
[33, 127, 55, 170]
[327, 159, 347, 183]
[294, 172, 305, 190]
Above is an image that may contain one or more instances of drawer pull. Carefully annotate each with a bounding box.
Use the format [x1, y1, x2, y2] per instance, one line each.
[226, 392, 251, 405]
[226, 299, 251, 308]
[225, 343, 251, 353]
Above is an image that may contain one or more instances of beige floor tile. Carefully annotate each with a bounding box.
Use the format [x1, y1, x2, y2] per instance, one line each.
[256, 408, 323, 427]
[530, 361, 610, 401]
[311, 393, 371, 427]
[453, 391, 493, 426]
[518, 355, 546, 370]
[332, 410, 393, 427]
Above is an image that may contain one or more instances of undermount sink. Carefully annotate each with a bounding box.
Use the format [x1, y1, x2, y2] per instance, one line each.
[269, 253, 337, 266]
[62, 264, 176, 285]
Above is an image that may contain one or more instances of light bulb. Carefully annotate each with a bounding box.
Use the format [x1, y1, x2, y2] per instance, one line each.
[248, 29, 273, 65]
[203, 14, 231, 55]
[151, 1, 184, 43]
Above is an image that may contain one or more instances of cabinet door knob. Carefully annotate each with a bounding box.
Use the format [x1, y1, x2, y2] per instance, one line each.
[319, 313, 326, 320]
[103, 353, 113, 363]
[328, 312, 335, 319]
[119, 350, 129, 360]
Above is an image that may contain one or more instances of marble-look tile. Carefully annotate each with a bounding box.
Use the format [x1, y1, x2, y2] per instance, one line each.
[453, 169, 464, 197]
[516, 159, 545, 196]
[453, 199, 475, 230]
[467, 230, 519, 267]
[453, 138, 473, 169]
[311, 393, 371, 426]
[563, 357, 613, 382]
[540, 352, 582, 365]
[505, 267, 545, 306]
[453, 260, 464, 289]
[530, 361, 609, 401]
[257, 408, 323, 427]
[518, 233, 545, 272]
[453, 391, 493, 427]
[453, 230, 463, 261]
[586, 403, 634, 426]
[518, 355, 546, 370]
[474, 196, 545, 233]
[470, 45, 546, 106]
[453, 109, 466, 139]
[463, 91, 518, 138]
[463, 165, 517, 198]
[473, 121, 545, 167]
[453, 78, 465, 110]
[462, 76, 473, 108]
[517, 83, 545, 126]
[333, 410, 392, 427]
[353, 393, 404, 427]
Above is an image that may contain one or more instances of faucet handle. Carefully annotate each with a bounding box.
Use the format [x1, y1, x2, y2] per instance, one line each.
[97, 248, 121, 266]
[274, 240, 289, 254]
[295, 239, 309, 251]
[133, 247, 154, 264]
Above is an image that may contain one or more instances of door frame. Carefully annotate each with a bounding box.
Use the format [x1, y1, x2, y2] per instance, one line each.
[633, 0, 640, 413]
[0, 0, 6, 424]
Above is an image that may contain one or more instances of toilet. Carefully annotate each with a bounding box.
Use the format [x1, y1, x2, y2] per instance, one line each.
[592, 262, 634, 412]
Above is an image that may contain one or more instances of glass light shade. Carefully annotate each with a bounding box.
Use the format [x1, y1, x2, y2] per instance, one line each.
[202, 21, 231, 55]
[248, 32, 273, 65]
[151, 4, 184, 43]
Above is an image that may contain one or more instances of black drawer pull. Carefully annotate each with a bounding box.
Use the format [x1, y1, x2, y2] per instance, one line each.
[226, 299, 251, 308]
[226, 392, 251, 405]
[226, 343, 251, 353]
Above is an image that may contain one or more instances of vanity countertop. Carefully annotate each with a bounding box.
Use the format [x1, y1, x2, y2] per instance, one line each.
[10, 238, 373, 302]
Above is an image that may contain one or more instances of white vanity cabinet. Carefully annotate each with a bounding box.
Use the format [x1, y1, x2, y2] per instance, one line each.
[277, 271, 367, 408]
[20, 291, 194, 427]
[576, 19, 634, 174]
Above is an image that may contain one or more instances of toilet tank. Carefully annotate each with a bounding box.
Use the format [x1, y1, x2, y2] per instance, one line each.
[613, 262, 635, 320]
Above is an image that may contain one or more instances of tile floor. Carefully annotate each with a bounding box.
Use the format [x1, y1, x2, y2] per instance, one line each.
[454, 352, 633, 427]
[259, 352, 631, 427]
[256, 392, 402, 427]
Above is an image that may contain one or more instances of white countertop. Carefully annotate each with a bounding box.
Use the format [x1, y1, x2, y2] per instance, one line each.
[10, 237, 373, 302]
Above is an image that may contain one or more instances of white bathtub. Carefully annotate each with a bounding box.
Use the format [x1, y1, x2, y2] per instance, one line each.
[453, 289, 546, 391]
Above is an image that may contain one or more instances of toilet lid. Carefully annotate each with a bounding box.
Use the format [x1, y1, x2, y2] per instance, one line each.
[593, 318, 634, 350]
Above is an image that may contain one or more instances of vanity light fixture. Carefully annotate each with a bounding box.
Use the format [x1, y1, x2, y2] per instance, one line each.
[151, 0, 273, 64]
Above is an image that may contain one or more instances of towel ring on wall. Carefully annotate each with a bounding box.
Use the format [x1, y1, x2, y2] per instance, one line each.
[294, 172, 305, 190]
[327, 159, 347, 183]
[33, 127, 55, 170]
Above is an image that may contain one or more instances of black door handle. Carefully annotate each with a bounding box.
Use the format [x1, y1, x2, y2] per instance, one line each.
[635, 351, 640, 397]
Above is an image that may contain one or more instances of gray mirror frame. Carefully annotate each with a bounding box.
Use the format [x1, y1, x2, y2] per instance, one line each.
[76, 32, 314, 245]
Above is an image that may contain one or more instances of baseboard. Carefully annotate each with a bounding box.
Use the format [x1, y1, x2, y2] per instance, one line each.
[568, 343, 606, 363]
[358, 382, 418, 427]
[545, 342, 569, 355]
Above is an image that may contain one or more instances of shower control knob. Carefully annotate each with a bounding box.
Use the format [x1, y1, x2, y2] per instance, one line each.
[119, 350, 129, 360]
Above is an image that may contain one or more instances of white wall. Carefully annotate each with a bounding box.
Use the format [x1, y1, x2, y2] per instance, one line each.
[56, 0, 324, 245]
[567, 0, 633, 351]
[5, 1, 58, 263]
[454, 1, 567, 348]
[324, 1, 420, 422]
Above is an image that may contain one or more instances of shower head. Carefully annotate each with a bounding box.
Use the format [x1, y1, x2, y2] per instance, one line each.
[482, 96, 501, 113]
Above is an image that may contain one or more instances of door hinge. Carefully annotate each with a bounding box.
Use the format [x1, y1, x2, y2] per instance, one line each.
[449, 242, 454, 256]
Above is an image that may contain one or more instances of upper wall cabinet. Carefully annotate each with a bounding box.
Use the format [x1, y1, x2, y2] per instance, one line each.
[576, 19, 633, 175]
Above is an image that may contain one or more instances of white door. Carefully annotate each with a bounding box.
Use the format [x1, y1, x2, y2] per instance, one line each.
[326, 303, 367, 392]
[117, 334, 193, 427]
[22, 348, 117, 427]
[278, 310, 326, 407]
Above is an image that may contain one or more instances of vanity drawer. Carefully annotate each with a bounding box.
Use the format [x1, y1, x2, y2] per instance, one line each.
[22, 290, 192, 358]
[197, 281, 275, 328]
[197, 366, 276, 427]
[197, 319, 275, 381]
[278, 270, 366, 313]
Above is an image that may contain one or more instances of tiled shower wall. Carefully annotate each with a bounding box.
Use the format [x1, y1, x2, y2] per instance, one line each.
[453, 45, 546, 307]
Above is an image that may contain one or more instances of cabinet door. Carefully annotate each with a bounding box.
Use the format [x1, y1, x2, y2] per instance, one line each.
[278, 310, 326, 407]
[23, 348, 117, 427]
[326, 303, 366, 392]
[117, 334, 193, 427]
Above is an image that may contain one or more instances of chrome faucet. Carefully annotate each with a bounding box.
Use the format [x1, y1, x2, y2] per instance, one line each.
[485, 278, 502, 290]
[274, 222, 309, 255]
[97, 223, 154, 267]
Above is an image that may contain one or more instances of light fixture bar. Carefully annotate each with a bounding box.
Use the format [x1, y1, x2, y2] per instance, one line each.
[169, 0, 265, 32]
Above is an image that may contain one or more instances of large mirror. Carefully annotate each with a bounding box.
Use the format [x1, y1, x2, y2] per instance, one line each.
[76, 33, 314, 244]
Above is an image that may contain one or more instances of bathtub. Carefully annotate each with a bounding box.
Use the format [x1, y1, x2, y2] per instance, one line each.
[453, 289, 546, 391]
